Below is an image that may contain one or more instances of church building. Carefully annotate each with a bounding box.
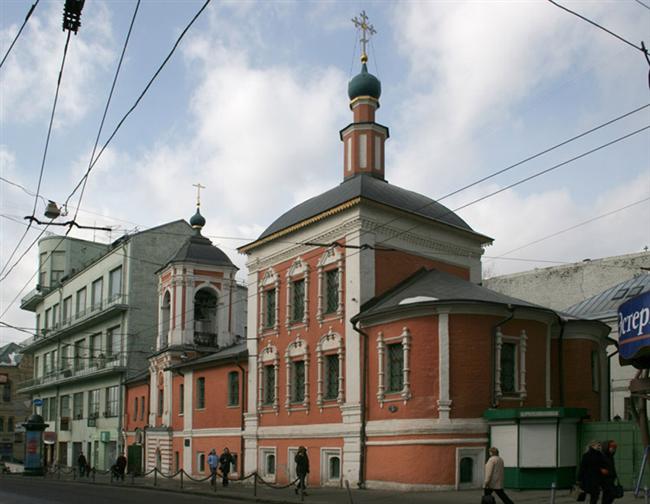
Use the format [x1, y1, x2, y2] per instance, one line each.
[236, 14, 610, 490]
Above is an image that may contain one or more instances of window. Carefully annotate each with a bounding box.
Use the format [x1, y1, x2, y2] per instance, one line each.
[197, 452, 205, 473]
[179, 384, 184, 414]
[74, 340, 84, 370]
[196, 377, 205, 409]
[73, 392, 83, 419]
[88, 389, 100, 418]
[45, 308, 51, 331]
[39, 252, 47, 287]
[76, 287, 87, 318]
[109, 266, 122, 301]
[264, 288, 276, 328]
[292, 360, 305, 403]
[140, 395, 145, 420]
[7, 417, 14, 432]
[387, 343, 404, 393]
[105, 386, 119, 417]
[90, 333, 101, 366]
[51, 269, 63, 285]
[62, 296, 72, 324]
[500, 342, 517, 394]
[325, 269, 339, 313]
[50, 350, 57, 373]
[60, 395, 71, 418]
[291, 279, 305, 323]
[460, 457, 474, 483]
[134, 397, 139, 420]
[107, 326, 120, 358]
[591, 351, 600, 392]
[158, 389, 163, 416]
[324, 354, 339, 400]
[228, 372, 239, 406]
[49, 396, 57, 421]
[61, 345, 70, 370]
[43, 352, 50, 375]
[263, 365, 275, 405]
[0, 417, 3, 431]
[52, 303, 59, 327]
[260, 449, 276, 477]
[91, 278, 103, 310]
[2, 381, 11, 402]
[36, 314, 41, 336]
[34, 356, 39, 378]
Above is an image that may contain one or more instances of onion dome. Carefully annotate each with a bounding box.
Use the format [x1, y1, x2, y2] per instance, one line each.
[190, 207, 206, 231]
[348, 63, 381, 101]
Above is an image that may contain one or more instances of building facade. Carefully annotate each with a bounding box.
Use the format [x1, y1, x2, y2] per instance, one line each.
[18, 221, 194, 470]
[0, 342, 32, 462]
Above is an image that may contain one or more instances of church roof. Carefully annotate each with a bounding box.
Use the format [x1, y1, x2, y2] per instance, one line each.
[354, 268, 546, 322]
[247, 174, 491, 249]
[0, 342, 23, 366]
[163, 233, 235, 270]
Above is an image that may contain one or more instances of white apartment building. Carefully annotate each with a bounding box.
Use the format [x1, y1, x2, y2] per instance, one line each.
[18, 221, 193, 470]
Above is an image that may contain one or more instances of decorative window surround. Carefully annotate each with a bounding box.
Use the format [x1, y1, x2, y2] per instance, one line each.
[437, 310, 452, 421]
[494, 328, 527, 405]
[316, 329, 345, 411]
[284, 337, 310, 414]
[285, 258, 309, 329]
[258, 342, 279, 415]
[259, 268, 280, 335]
[376, 328, 412, 407]
[316, 248, 344, 326]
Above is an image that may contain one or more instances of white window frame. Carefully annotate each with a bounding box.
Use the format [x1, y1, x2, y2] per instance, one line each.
[258, 342, 279, 414]
[197, 452, 205, 473]
[259, 268, 279, 334]
[285, 257, 309, 328]
[320, 448, 342, 487]
[259, 447, 277, 482]
[316, 329, 344, 410]
[494, 328, 527, 404]
[376, 327, 412, 407]
[316, 248, 344, 325]
[455, 447, 485, 490]
[284, 337, 309, 412]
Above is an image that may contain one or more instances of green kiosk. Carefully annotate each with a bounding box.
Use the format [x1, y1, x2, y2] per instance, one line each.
[484, 407, 587, 489]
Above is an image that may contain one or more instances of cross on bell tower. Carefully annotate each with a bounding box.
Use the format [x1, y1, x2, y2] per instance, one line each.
[351, 10, 376, 64]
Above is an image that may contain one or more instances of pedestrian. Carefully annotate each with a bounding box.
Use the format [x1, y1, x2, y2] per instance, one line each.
[601, 440, 622, 504]
[207, 448, 218, 486]
[219, 447, 234, 487]
[78, 452, 88, 478]
[294, 446, 309, 496]
[577, 440, 606, 504]
[115, 453, 127, 481]
[484, 447, 514, 504]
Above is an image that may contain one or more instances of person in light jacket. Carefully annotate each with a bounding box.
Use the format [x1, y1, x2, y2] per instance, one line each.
[207, 448, 218, 486]
[484, 447, 514, 504]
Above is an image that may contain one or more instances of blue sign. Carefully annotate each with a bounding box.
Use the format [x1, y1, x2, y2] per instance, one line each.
[32, 398, 43, 407]
[618, 290, 650, 367]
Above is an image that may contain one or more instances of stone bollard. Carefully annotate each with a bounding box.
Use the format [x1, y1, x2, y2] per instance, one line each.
[549, 482, 556, 504]
[645, 485, 649, 504]
[180, 470, 183, 489]
[153, 468, 157, 487]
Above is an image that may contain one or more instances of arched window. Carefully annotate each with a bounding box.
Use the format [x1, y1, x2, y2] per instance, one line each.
[160, 291, 171, 348]
[194, 288, 218, 346]
[329, 456, 341, 479]
[459, 457, 473, 483]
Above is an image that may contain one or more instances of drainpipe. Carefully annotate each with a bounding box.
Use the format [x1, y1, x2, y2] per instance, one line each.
[557, 318, 566, 407]
[490, 305, 515, 408]
[352, 320, 368, 489]
[235, 356, 246, 475]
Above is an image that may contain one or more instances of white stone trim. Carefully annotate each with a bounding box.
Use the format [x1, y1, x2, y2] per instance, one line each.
[366, 438, 489, 446]
[285, 258, 309, 328]
[320, 447, 342, 486]
[359, 134, 367, 169]
[376, 331, 385, 406]
[366, 480, 455, 492]
[259, 447, 277, 482]
[494, 328, 528, 405]
[316, 247, 344, 325]
[455, 447, 486, 490]
[376, 328, 411, 406]
[259, 268, 279, 334]
[258, 342, 279, 414]
[284, 337, 309, 412]
[316, 329, 345, 410]
[366, 418, 488, 437]
[172, 427, 241, 437]
[256, 422, 358, 439]
[437, 311, 452, 420]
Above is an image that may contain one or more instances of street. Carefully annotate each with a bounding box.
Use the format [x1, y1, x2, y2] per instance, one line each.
[0, 478, 245, 504]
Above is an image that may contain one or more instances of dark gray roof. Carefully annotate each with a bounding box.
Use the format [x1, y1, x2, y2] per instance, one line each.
[0, 342, 23, 366]
[256, 174, 490, 241]
[170, 342, 247, 370]
[565, 273, 650, 320]
[355, 268, 546, 321]
[164, 233, 235, 269]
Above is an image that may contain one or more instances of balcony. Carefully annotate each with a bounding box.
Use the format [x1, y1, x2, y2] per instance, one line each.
[194, 320, 217, 347]
[25, 293, 128, 352]
[20, 286, 52, 311]
[17, 353, 126, 394]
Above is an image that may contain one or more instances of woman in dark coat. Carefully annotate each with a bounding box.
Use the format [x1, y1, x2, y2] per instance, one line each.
[218, 447, 234, 487]
[601, 440, 619, 504]
[294, 446, 309, 495]
[577, 440, 606, 504]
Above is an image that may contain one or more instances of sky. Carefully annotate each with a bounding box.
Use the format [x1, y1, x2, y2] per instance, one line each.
[1, 0, 649, 345]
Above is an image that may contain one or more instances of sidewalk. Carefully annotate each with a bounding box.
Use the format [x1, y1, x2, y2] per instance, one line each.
[42, 470, 648, 504]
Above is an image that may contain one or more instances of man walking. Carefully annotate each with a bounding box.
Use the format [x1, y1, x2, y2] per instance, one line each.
[294, 446, 309, 496]
[484, 447, 514, 504]
[78, 452, 88, 478]
[207, 448, 218, 486]
[218, 447, 234, 487]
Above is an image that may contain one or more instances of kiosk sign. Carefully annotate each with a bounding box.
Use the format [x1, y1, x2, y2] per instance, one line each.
[618, 290, 650, 368]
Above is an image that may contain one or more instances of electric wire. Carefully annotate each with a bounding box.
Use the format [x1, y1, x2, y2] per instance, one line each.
[0, 0, 40, 70]
[633, 0, 650, 12]
[547, 0, 649, 55]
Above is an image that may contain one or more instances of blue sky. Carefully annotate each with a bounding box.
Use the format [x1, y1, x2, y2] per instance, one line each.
[1, 0, 649, 344]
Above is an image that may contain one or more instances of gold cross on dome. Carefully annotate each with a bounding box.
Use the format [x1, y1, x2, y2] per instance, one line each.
[351, 10, 376, 63]
[192, 182, 206, 207]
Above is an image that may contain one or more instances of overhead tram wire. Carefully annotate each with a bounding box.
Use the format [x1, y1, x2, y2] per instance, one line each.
[634, 0, 650, 12]
[491, 196, 650, 259]
[0, 0, 212, 287]
[0, 29, 74, 280]
[0, 0, 40, 71]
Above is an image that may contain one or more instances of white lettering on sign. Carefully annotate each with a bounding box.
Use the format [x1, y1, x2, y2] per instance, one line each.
[619, 306, 650, 337]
